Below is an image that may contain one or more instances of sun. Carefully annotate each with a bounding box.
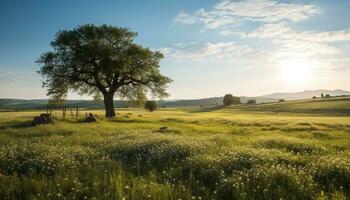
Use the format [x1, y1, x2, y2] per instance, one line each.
[279, 59, 313, 84]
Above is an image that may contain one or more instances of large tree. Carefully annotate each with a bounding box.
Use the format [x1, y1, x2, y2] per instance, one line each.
[38, 24, 172, 117]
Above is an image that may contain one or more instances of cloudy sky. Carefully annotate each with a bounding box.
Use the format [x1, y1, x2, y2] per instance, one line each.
[0, 0, 350, 99]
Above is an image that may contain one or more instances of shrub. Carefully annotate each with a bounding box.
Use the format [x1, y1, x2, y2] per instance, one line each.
[325, 94, 331, 98]
[107, 139, 200, 172]
[144, 100, 158, 112]
[223, 94, 240, 106]
[258, 137, 325, 154]
[279, 99, 285, 102]
[217, 165, 317, 200]
[247, 99, 256, 104]
[310, 155, 350, 197]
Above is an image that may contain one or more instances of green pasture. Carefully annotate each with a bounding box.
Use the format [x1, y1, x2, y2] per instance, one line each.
[0, 97, 349, 199]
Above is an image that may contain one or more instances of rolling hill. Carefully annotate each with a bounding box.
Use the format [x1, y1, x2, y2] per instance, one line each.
[259, 89, 350, 100]
[219, 96, 350, 116]
[0, 97, 277, 110]
[1, 89, 349, 110]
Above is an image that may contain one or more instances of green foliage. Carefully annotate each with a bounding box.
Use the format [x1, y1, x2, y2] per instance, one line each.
[126, 87, 148, 108]
[144, 100, 158, 112]
[37, 24, 172, 117]
[223, 94, 240, 106]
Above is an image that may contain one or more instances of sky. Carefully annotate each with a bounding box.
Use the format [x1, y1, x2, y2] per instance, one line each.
[0, 0, 350, 100]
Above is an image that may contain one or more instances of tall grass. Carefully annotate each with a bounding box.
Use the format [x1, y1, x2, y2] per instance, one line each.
[0, 108, 349, 199]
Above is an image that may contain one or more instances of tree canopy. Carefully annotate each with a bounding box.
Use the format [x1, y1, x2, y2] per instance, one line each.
[38, 24, 172, 117]
[223, 94, 240, 106]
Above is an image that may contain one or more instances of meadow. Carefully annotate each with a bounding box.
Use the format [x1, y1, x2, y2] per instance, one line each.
[0, 97, 350, 199]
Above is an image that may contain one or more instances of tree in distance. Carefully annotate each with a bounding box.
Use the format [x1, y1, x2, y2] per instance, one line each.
[321, 93, 324, 98]
[279, 99, 286, 102]
[247, 99, 257, 104]
[37, 24, 172, 117]
[325, 94, 331, 98]
[144, 100, 158, 112]
[223, 94, 240, 106]
[312, 96, 317, 99]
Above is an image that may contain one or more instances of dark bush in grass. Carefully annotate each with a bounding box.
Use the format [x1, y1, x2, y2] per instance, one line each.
[182, 148, 296, 189]
[144, 100, 158, 112]
[107, 139, 199, 172]
[217, 165, 317, 200]
[311, 131, 333, 139]
[310, 155, 350, 197]
[258, 138, 325, 154]
[0, 144, 100, 176]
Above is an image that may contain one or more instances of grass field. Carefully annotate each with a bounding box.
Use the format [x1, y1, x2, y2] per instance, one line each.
[0, 97, 350, 199]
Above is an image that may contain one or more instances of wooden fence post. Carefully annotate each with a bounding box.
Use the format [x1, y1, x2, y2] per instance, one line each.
[76, 107, 79, 118]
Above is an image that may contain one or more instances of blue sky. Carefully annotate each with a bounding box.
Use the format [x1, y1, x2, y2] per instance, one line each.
[1, 0, 350, 99]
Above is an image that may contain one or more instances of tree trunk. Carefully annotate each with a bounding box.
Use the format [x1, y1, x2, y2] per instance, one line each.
[104, 93, 116, 117]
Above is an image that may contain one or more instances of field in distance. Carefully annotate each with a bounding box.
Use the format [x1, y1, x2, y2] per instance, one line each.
[0, 97, 349, 199]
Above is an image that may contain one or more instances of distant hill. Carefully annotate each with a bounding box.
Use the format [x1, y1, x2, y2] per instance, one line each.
[259, 89, 350, 100]
[1, 89, 349, 110]
[159, 96, 277, 107]
[0, 99, 128, 110]
[219, 96, 350, 116]
[0, 96, 277, 110]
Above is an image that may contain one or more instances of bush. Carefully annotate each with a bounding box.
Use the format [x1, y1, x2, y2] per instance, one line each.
[325, 94, 331, 98]
[258, 138, 325, 154]
[223, 94, 240, 106]
[144, 100, 158, 112]
[107, 139, 198, 171]
[310, 155, 350, 196]
[217, 165, 317, 200]
[247, 99, 256, 104]
[279, 99, 285, 102]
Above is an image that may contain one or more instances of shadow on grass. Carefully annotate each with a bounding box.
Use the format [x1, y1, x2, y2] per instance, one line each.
[0, 121, 34, 130]
[11, 121, 33, 128]
[190, 105, 227, 113]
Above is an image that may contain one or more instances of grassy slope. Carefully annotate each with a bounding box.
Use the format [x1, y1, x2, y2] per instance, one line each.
[0, 99, 349, 199]
[208, 96, 350, 116]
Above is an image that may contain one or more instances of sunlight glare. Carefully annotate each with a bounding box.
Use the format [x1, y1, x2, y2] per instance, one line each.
[279, 59, 313, 84]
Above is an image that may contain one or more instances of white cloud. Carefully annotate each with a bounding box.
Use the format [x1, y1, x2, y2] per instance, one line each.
[242, 23, 350, 43]
[235, 22, 350, 71]
[159, 41, 253, 62]
[173, 0, 319, 31]
[173, 12, 198, 24]
[170, 0, 350, 84]
[219, 30, 234, 36]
